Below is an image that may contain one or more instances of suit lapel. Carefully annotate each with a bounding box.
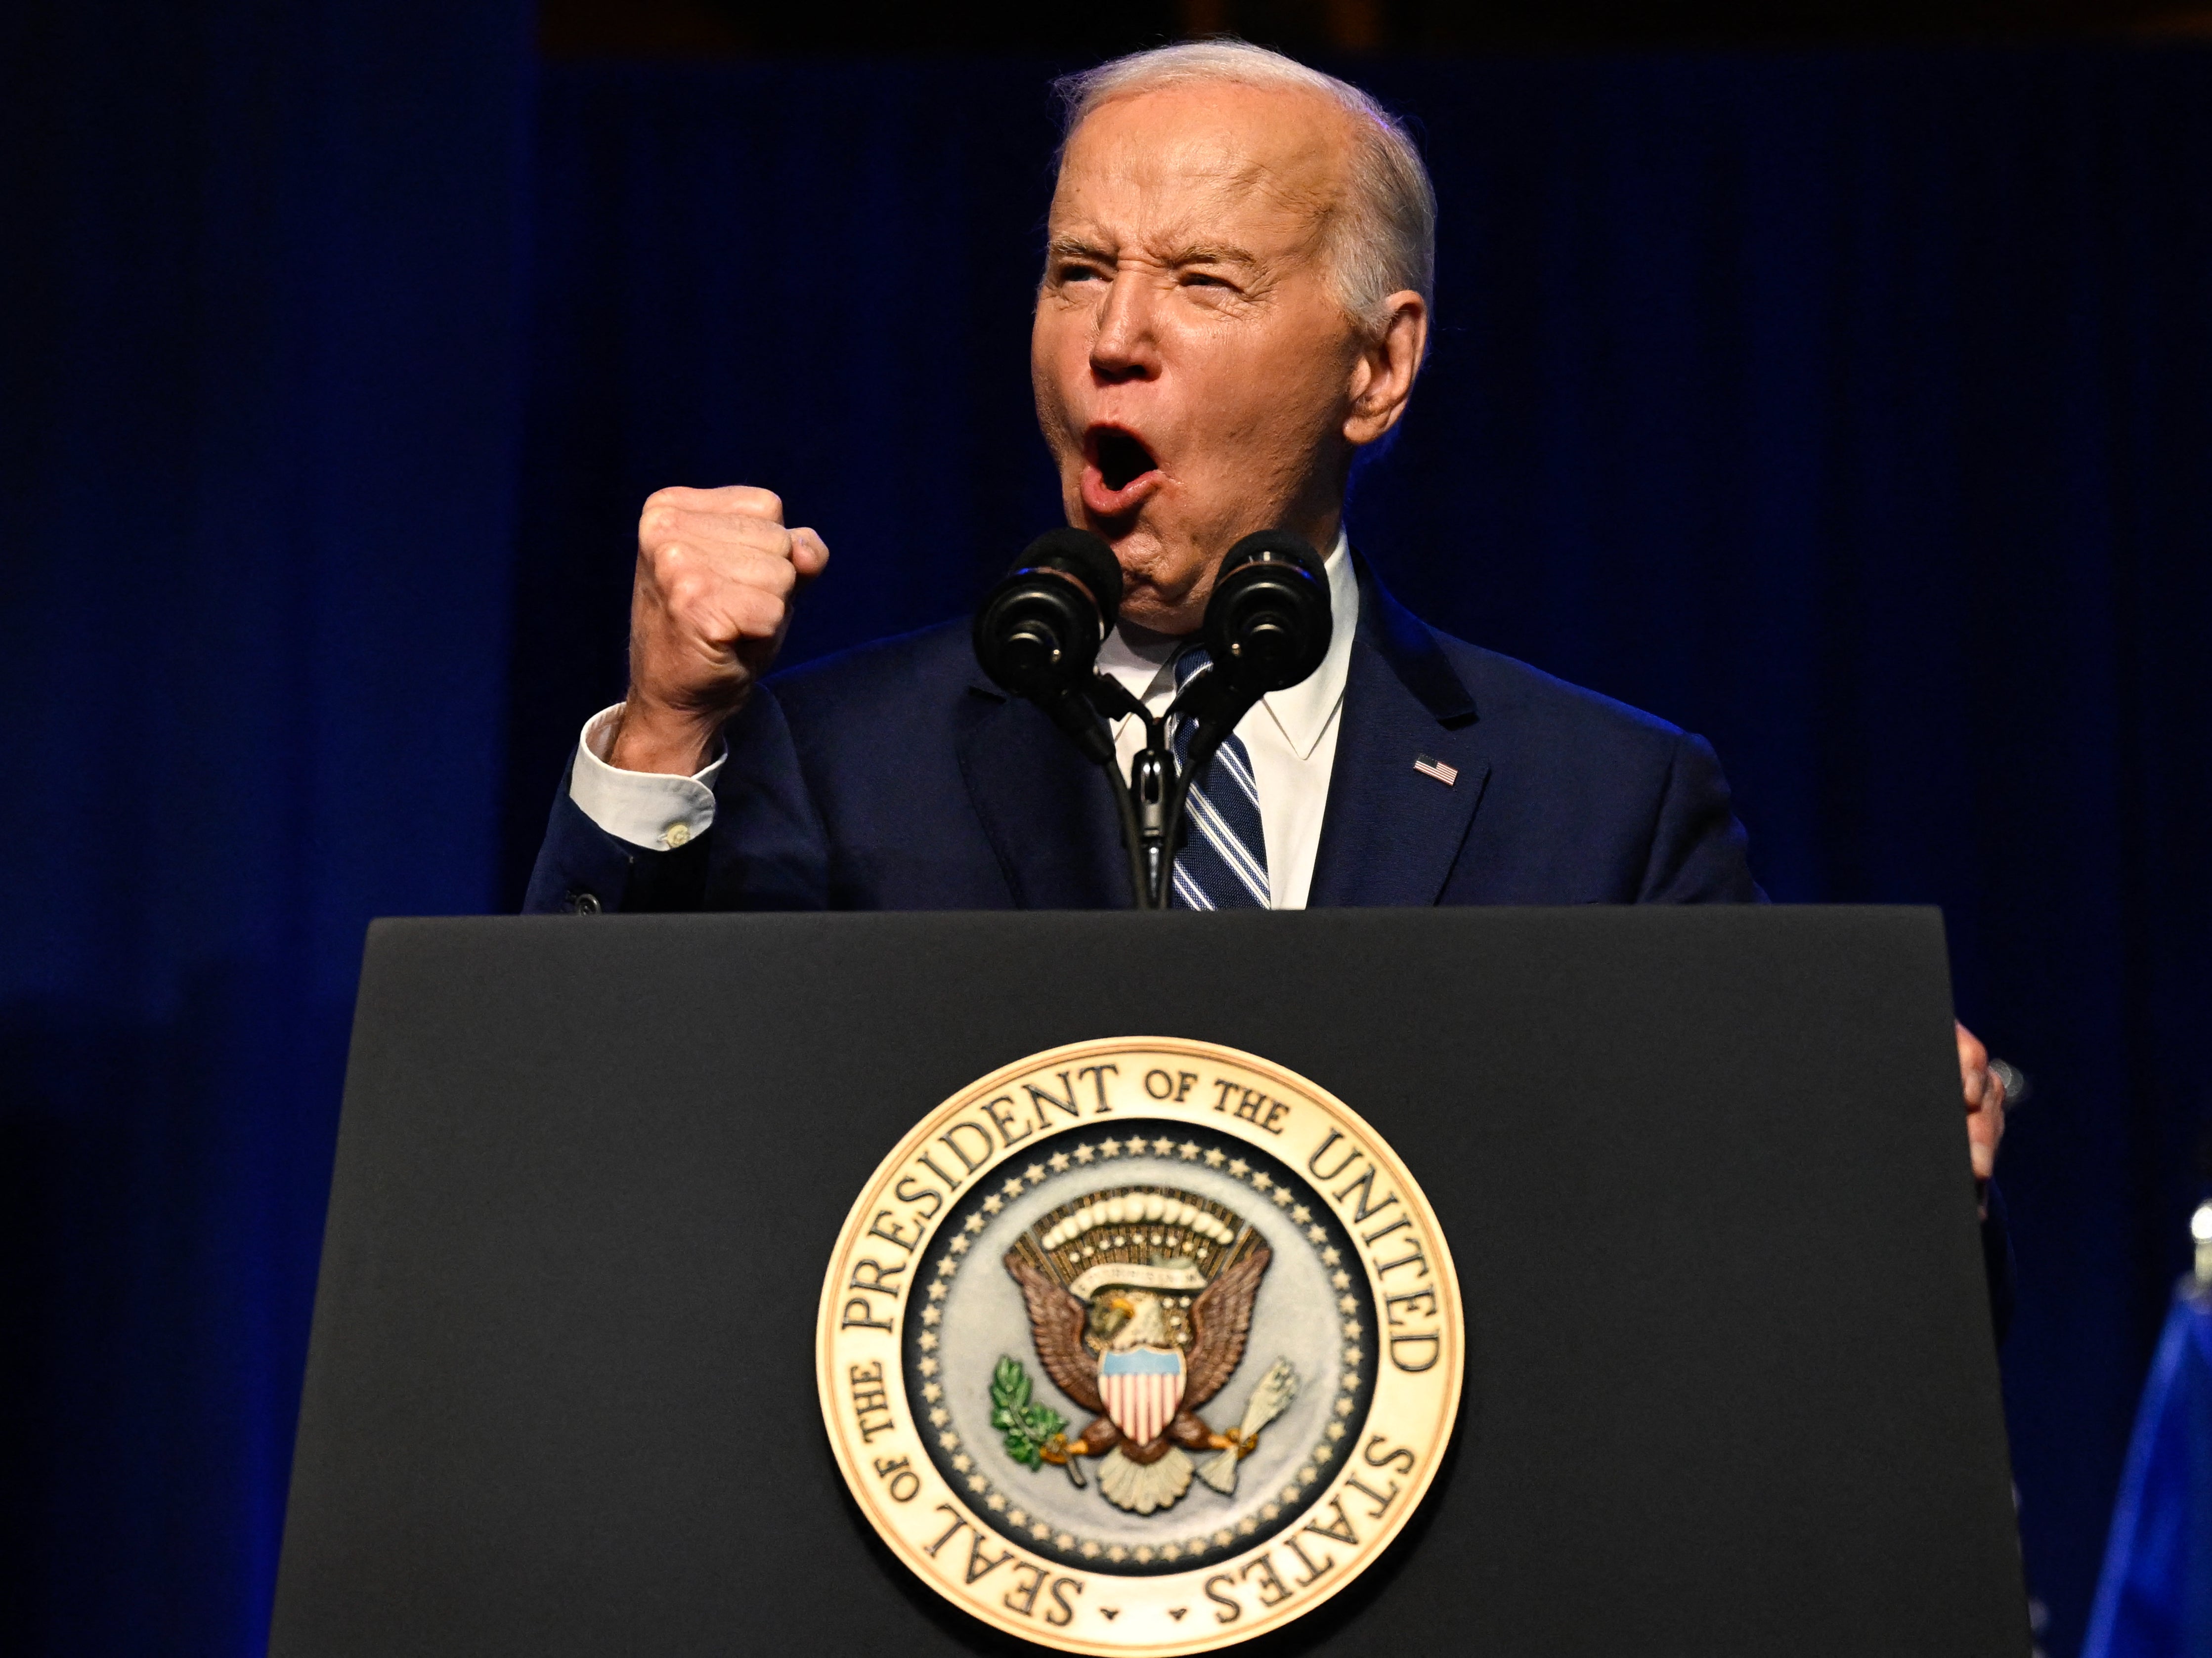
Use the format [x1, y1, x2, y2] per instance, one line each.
[1307, 565, 1491, 908]
[954, 680, 1131, 909]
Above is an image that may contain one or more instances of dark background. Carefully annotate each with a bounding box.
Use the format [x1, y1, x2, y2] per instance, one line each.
[4, 1, 2209, 1655]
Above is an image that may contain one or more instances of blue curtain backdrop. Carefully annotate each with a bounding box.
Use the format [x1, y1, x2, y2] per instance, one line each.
[0, 0, 531, 1653]
[6, 24, 2209, 1658]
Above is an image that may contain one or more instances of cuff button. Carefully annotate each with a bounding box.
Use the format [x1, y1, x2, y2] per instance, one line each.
[664, 821, 693, 848]
[567, 890, 602, 915]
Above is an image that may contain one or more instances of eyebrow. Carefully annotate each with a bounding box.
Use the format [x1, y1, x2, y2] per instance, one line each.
[1046, 236, 1114, 264]
[1163, 242, 1261, 270]
[1045, 236, 1263, 270]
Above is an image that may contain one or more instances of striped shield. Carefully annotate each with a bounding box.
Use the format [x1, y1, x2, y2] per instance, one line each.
[1098, 1345, 1185, 1447]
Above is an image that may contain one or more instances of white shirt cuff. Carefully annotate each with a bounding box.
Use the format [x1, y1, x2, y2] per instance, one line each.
[567, 704, 725, 850]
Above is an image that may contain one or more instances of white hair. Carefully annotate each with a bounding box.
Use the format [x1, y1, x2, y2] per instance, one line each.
[1053, 40, 1436, 333]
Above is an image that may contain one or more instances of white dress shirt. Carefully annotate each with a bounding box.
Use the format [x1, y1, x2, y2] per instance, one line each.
[566, 531, 1359, 910]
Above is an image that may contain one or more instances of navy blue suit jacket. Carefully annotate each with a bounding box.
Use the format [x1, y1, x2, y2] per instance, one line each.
[524, 562, 1762, 914]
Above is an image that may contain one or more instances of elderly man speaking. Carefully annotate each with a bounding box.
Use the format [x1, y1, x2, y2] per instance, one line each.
[523, 41, 2006, 1192]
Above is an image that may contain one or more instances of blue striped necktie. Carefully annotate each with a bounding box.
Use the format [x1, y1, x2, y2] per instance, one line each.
[1168, 645, 1270, 909]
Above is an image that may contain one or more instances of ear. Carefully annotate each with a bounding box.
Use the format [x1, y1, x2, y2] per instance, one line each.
[1343, 291, 1429, 448]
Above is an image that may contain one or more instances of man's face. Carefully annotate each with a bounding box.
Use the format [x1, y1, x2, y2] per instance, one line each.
[1032, 83, 1373, 633]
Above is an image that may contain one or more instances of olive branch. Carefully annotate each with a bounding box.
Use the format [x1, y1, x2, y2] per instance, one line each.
[990, 1356, 1068, 1470]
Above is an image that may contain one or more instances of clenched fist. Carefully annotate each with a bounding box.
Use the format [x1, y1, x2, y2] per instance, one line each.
[608, 485, 830, 774]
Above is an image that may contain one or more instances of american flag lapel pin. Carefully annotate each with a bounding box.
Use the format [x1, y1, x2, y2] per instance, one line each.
[1413, 754, 1459, 786]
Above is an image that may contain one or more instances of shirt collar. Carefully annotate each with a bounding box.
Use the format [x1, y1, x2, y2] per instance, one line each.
[1095, 612, 1180, 700]
[1092, 530, 1358, 763]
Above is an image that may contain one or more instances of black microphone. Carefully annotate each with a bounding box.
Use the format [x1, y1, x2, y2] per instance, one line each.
[1172, 530, 1332, 747]
[1205, 530, 1333, 690]
[1146, 530, 1333, 908]
[972, 529, 1125, 764]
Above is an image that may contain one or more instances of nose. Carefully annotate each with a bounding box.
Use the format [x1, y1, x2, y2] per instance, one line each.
[1090, 264, 1160, 383]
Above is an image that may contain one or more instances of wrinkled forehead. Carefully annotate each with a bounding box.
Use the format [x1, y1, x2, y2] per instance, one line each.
[1050, 82, 1354, 248]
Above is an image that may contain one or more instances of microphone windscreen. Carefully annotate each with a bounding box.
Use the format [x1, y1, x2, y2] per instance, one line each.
[1218, 529, 1325, 588]
[1015, 528, 1124, 629]
[973, 526, 1125, 700]
[1202, 529, 1332, 693]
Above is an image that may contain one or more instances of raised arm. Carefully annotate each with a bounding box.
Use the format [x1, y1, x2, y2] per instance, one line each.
[521, 485, 829, 915]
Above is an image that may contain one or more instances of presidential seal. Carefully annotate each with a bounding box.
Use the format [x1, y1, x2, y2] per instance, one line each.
[818, 1037, 1464, 1654]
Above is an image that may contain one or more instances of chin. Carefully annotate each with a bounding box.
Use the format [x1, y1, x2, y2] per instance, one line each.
[1113, 551, 1214, 635]
[1114, 593, 1183, 634]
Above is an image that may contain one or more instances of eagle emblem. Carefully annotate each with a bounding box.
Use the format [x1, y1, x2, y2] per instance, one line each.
[1003, 1185, 1298, 1515]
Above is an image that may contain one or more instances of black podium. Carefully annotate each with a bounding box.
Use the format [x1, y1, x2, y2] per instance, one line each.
[269, 907, 2026, 1656]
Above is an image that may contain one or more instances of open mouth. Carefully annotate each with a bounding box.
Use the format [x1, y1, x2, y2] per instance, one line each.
[1082, 426, 1164, 518]
[1094, 429, 1157, 492]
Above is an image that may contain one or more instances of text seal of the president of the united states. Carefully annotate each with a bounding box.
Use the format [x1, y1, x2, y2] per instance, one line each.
[818, 1037, 1464, 1654]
